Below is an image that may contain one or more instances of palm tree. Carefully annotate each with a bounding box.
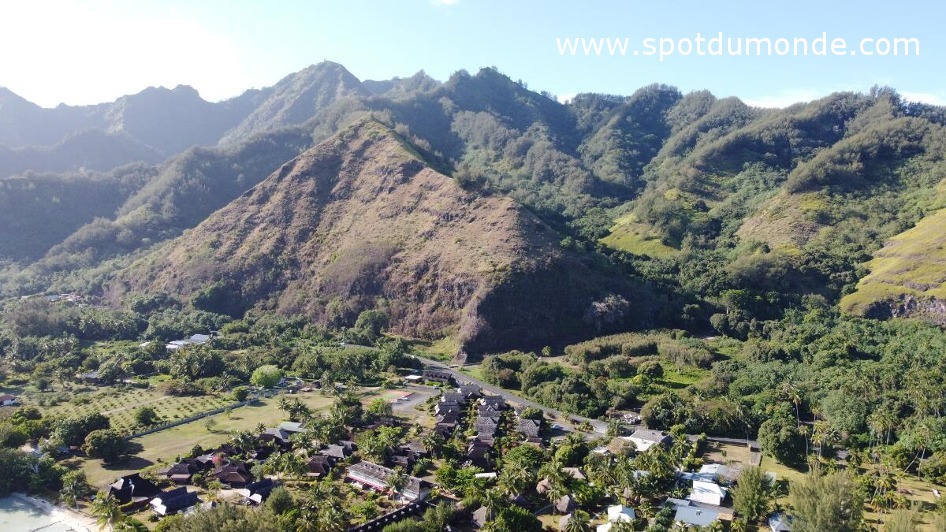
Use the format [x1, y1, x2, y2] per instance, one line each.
[89, 492, 124, 531]
[481, 488, 506, 521]
[386, 466, 408, 497]
[562, 510, 592, 532]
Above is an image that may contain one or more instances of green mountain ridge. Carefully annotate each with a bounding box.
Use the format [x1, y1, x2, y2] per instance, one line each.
[108, 120, 652, 354]
[1, 64, 945, 335]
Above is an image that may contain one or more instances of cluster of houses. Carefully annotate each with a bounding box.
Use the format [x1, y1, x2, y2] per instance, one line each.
[430, 376, 547, 472]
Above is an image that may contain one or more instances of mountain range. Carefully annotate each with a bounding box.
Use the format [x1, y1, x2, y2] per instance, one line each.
[2, 61, 945, 353]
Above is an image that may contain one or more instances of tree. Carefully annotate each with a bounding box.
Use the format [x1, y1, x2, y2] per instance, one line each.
[60, 470, 92, 510]
[789, 466, 864, 532]
[251, 365, 283, 388]
[491, 505, 542, 532]
[266, 486, 294, 516]
[133, 406, 161, 428]
[83, 429, 129, 462]
[367, 397, 393, 419]
[731, 466, 772, 523]
[562, 509, 592, 532]
[89, 492, 125, 531]
[758, 404, 805, 465]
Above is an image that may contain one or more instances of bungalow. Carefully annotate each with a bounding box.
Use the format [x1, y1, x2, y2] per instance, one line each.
[423, 369, 454, 385]
[236, 478, 276, 505]
[108, 473, 160, 505]
[307, 455, 336, 478]
[213, 463, 254, 488]
[673, 503, 721, 528]
[606, 504, 635, 523]
[466, 440, 493, 468]
[346, 461, 430, 502]
[623, 429, 672, 452]
[458, 384, 482, 399]
[400, 441, 429, 459]
[166, 460, 202, 484]
[517, 418, 541, 439]
[697, 463, 739, 485]
[0, 394, 18, 406]
[474, 416, 499, 435]
[150, 487, 200, 517]
[479, 396, 506, 410]
[435, 402, 461, 417]
[259, 428, 293, 449]
[434, 421, 457, 438]
[277, 421, 305, 434]
[321, 441, 357, 460]
[688, 480, 727, 506]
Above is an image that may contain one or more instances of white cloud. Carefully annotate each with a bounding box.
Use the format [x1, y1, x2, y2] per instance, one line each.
[901, 92, 946, 106]
[0, 2, 250, 106]
[556, 93, 576, 104]
[742, 89, 826, 109]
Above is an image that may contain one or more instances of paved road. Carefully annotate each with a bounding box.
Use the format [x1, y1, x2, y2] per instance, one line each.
[414, 355, 762, 449]
[414, 355, 609, 434]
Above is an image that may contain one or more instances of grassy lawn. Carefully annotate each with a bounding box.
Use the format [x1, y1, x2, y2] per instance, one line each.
[658, 365, 708, 389]
[80, 392, 334, 487]
[29, 386, 235, 432]
[600, 214, 678, 258]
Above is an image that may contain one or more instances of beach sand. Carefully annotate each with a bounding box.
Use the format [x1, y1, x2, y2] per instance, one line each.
[9, 493, 98, 532]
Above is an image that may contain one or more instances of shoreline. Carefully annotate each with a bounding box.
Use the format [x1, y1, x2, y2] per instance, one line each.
[9, 492, 97, 532]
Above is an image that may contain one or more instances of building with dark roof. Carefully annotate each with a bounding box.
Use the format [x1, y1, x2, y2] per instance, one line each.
[108, 473, 160, 505]
[150, 487, 200, 516]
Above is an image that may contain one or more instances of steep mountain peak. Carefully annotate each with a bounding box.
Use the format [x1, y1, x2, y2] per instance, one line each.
[217, 61, 367, 146]
[111, 118, 646, 353]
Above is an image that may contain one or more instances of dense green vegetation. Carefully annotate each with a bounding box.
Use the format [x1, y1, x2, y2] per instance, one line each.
[2, 63, 946, 528]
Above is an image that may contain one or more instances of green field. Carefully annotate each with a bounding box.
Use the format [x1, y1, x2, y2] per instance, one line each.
[31, 386, 235, 433]
[843, 207, 946, 314]
[79, 392, 335, 487]
[600, 214, 678, 257]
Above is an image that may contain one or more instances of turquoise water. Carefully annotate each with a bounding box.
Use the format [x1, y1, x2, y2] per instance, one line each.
[0, 496, 80, 532]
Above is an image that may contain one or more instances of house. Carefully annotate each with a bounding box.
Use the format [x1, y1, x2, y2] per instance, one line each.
[389, 452, 415, 469]
[606, 504, 635, 523]
[277, 421, 305, 434]
[697, 463, 739, 485]
[321, 441, 356, 460]
[458, 384, 482, 399]
[236, 478, 275, 505]
[769, 512, 792, 531]
[624, 429, 672, 452]
[213, 463, 254, 488]
[435, 402, 461, 416]
[307, 455, 336, 478]
[474, 416, 499, 436]
[404, 375, 424, 384]
[423, 369, 454, 384]
[673, 503, 721, 528]
[688, 480, 727, 506]
[346, 461, 430, 502]
[563, 467, 587, 481]
[150, 487, 200, 516]
[555, 495, 576, 514]
[517, 418, 541, 439]
[259, 428, 293, 449]
[466, 440, 493, 468]
[400, 441, 429, 459]
[0, 394, 18, 406]
[108, 473, 160, 505]
[166, 461, 201, 484]
[480, 395, 506, 410]
[434, 421, 457, 438]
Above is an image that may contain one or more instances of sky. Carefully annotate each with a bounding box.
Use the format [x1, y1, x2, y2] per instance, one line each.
[1, 0, 944, 108]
